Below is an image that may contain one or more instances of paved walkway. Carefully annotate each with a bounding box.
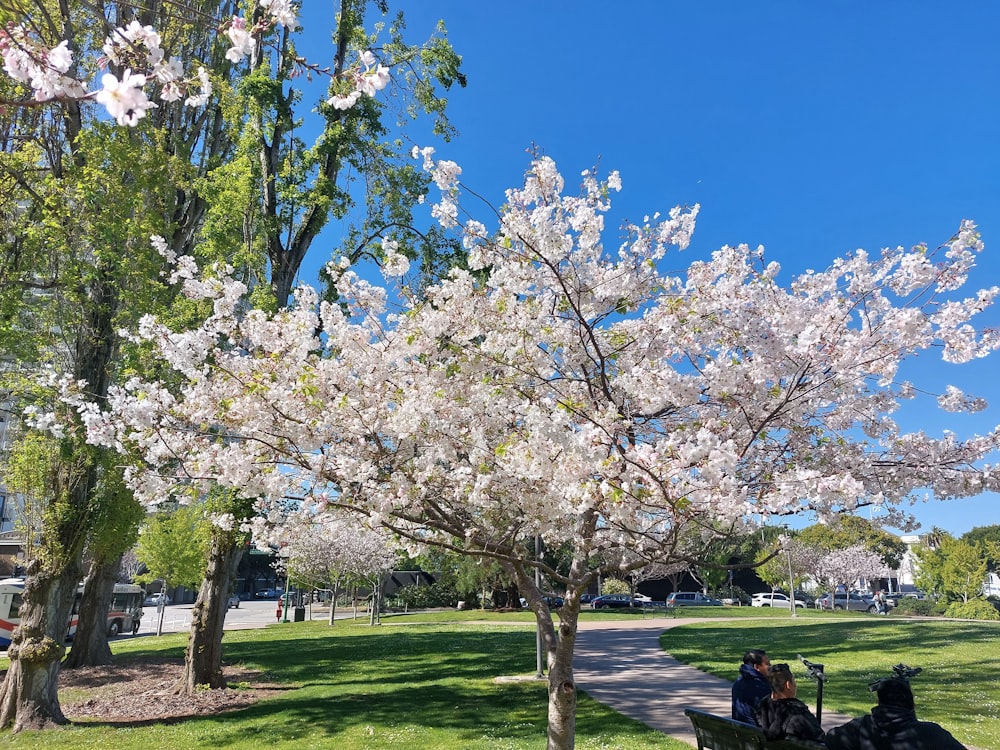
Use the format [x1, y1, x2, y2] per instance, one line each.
[573, 616, 853, 747]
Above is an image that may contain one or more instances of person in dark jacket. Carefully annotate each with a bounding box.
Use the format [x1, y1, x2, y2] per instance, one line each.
[754, 662, 826, 744]
[825, 677, 966, 750]
[732, 648, 771, 724]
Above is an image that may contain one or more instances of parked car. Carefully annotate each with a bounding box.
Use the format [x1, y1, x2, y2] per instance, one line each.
[633, 593, 653, 604]
[254, 588, 283, 599]
[665, 592, 723, 607]
[226, 594, 240, 609]
[591, 593, 639, 609]
[750, 592, 807, 609]
[815, 591, 878, 612]
[143, 592, 170, 607]
[579, 594, 595, 605]
[542, 595, 564, 608]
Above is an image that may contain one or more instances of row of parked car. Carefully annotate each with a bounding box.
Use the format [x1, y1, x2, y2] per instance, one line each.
[568, 589, 925, 611]
[750, 590, 909, 612]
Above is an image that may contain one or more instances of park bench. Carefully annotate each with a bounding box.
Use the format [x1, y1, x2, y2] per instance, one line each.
[685, 708, 826, 750]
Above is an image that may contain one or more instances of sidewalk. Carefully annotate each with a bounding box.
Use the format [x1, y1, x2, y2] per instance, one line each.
[573, 616, 853, 747]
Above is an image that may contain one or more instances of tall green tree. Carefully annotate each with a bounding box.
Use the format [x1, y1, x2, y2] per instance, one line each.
[0, 0, 463, 722]
[916, 535, 989, 604]
[961, 525, 1000, 570]
[0, 1, 241, 727]
[798, 516, 907, 570]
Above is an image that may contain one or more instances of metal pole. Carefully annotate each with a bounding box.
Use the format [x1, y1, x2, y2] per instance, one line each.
[282, 578, 290, 623]
[535, 535, 544, 679]
[786, 544, 797, 618]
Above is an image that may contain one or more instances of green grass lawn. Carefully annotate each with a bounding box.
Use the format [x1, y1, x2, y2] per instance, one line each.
[660, 617, 1000, 749]
[0, 617, 687, 750]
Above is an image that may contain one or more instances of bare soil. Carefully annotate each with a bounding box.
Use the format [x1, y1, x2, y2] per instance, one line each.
[58, 656, 280, 723]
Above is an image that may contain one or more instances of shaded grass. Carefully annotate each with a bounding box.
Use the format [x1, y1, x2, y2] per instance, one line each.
[660, 617, 1000, 749]
[0, 620, 687, 750]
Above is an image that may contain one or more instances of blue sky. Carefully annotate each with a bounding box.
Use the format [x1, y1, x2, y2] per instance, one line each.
[301, 2, 1000, 536]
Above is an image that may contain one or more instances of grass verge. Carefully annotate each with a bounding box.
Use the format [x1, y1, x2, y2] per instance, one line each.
[660, 617, 1000, 749]
[0, 618, 688, 750]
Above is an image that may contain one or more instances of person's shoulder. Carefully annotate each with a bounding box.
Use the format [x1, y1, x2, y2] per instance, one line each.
[917, 720, 968, 749]
[823, 716, 866, 748]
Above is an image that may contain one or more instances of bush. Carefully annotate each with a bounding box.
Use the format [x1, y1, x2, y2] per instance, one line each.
[396, 580, 476, 609]
[601, 578, 631, 595]
[944, 599, 1000, 621]
[892, 597, 945, 617]
[712, 584, 751, 605]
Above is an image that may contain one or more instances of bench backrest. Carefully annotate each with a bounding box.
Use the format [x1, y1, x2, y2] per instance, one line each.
[684, 708, 826, 750]
[685, 708, 766, 750]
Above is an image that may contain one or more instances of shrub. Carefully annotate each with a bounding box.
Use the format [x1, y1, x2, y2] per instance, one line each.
[892, 597, 946, 616]
[601, 578, 631, 595]
[944, 598, 1000, 621]
[396, 579, 475, 609]
[712, 584, 750, 605]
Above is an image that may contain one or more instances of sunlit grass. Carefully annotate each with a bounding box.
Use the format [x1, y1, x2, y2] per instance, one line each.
[0, 619, 688, 749]
[661, 617, 1000, 749]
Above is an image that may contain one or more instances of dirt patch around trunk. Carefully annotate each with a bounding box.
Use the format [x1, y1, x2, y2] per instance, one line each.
[57, 656, 282, 723]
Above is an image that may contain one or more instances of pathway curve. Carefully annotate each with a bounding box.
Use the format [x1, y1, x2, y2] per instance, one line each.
[573, 616, 853, 747]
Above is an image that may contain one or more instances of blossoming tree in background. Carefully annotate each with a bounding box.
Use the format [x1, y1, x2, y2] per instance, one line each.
[264, 508, 398, 626]
[70, 149, 1000, 748]
[814, 544, 886, 598]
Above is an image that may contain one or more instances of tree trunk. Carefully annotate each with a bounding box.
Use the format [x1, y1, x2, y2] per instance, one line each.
[327, 581, 339, 626]
[63, 556, 121, 669]
[507, 562, 580, 750]
[545, 602, 579, 750]
[172, 536, 243, 694]
[0, 561, 83, 730]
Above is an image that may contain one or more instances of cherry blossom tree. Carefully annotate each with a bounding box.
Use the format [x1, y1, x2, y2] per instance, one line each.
[63, 151, 1000, 749]
[264, 510, 397, 625]
[814, 544, 885, 593]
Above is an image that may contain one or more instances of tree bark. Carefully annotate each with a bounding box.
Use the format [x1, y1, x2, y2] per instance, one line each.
[508, 562, 580, 750]
[173, 536, 243, 693]
[327, 581, 339, 626]
[62, 557, 120, 669]
[0, 561, 82, 730]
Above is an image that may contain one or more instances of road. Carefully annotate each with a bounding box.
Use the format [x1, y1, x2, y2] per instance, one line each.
[129, 598, 353, 638]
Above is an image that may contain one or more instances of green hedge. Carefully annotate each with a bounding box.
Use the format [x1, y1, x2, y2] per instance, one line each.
[891, 597, 946, 616]
[944, 598, 1000, 621]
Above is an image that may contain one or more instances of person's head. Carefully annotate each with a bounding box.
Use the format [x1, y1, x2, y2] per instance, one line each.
[767, 663, 797, 698]
[875, 678, 915, 710]
[743, 649, 770, 676]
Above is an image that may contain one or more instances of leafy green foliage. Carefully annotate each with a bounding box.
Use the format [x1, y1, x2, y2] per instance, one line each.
[135, 505, 212, 590]
[944, 599, 999, 621]
[891, 597, 945, 616]
[601, 578, 631, 595]
[915, 534, 989, 603]
[797, 516, 908, 568]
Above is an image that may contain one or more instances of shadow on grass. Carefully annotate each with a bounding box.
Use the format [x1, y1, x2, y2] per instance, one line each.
[100, 623, 597, 747]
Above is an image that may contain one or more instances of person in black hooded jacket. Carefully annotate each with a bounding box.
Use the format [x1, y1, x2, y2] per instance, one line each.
[825, 677, 966, 750]
[753, 662, 826, 744]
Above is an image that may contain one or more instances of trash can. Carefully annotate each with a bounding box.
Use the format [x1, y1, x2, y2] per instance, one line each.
[293, 606, 306, 622]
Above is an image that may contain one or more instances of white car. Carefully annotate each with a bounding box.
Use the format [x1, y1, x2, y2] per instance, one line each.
[751, 592, 806, 609]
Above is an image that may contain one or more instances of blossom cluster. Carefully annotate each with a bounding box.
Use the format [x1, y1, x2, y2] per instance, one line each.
[0, 1, 391, 126]
[56, 155, 1000, 576]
